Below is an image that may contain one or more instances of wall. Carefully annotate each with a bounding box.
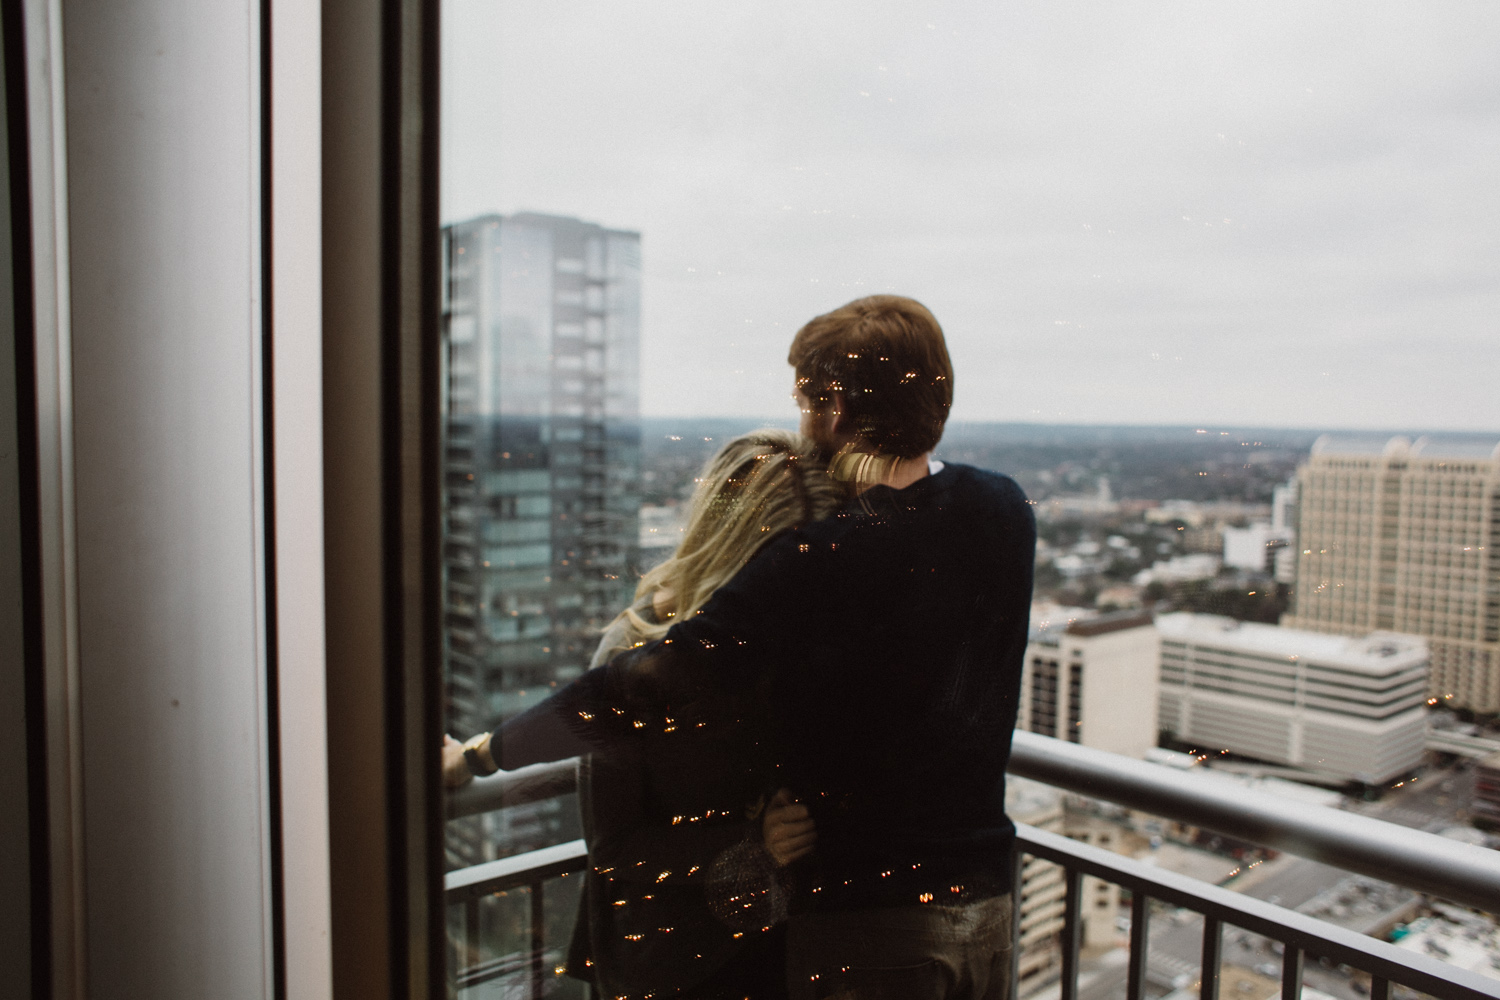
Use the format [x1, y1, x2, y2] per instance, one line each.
[62, 0, 274, 995]
[1074, 625, 1161, 759]
[271, 0, 332, 994]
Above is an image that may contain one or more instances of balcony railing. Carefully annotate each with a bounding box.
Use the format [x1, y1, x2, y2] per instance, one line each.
[444, 732, 1500, 1000]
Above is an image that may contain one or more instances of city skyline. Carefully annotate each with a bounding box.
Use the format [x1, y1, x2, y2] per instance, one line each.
[442, 1, 1500, 432]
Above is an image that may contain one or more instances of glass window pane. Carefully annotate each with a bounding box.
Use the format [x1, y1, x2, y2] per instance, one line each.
[439, 4, 1500, 998]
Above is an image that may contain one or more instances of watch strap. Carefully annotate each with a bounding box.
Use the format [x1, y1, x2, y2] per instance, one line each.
[462, 734, 499, 777]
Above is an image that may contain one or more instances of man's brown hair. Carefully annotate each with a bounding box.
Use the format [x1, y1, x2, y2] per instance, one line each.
[788, 295, 954, 459]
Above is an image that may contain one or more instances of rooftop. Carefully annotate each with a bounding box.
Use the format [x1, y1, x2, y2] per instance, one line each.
[1029, 602, 1097, 642]
[1311, 434, 1500, 463]
[1005, 775, 1063, 820]
[1393, 907, 1500, 982]
[1311, 434, 1403, 457]
[1066, 608, 1155, 637]
[1157, 613, 1429, 674]
[1410, 436, 1500, 461]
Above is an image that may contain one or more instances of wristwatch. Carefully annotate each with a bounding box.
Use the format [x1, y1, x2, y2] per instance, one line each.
[461, 732, 499, 777]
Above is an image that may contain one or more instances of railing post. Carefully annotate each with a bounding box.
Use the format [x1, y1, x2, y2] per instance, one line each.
[1200, 915, 1222, 1000]
[1369, 977, 1391, 1000]
[1281, 945, 1303, 1000]
[464, 896, 480, 970]
[1060, 867, 1083, 1000]
[530, 880, 546, 1000]
[1127, 891, 1150, 1000]
[1010, 848, 1024, 1000]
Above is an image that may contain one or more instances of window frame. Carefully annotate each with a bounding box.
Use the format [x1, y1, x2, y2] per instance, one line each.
[321, 0, 446, 996]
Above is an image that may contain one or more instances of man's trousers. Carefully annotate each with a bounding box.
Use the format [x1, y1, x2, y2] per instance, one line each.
[785, 893, 1014, 1000]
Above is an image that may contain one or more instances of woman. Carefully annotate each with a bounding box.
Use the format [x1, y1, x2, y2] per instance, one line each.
[448, 429, 842, 999]
[574, 428, 843, 999]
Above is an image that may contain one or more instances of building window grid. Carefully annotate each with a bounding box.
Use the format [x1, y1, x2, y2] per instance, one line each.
[1030, 658, 1060, 738]
[1066, 663, 1082, 743]
[1291, 444, 1499, 711]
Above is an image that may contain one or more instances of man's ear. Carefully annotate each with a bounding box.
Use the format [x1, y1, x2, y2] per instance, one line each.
[826, 392, 846, 435]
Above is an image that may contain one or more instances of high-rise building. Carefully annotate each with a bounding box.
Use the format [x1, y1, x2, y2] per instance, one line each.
[1282, 435, 1500, 713]
[441, 212, 642, 861]
[1157, 613, 1429, 785]
[1018, 606, 1160, 759]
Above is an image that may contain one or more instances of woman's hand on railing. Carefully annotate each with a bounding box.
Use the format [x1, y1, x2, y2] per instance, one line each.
[442, 734, 473, 787]
[763, 787, 816, 867]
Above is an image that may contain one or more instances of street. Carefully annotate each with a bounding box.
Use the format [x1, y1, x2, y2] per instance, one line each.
[1074, 754, 1486, 1000]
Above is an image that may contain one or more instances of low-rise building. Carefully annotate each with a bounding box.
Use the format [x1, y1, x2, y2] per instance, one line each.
[1473, 751, 1500, 830]
[1006, 778, 1129, 997]
[1222, 522, 1292, 574]
[1393, 905, 1500, 981]
[637, 503, 684, 572]
[1133, 553, 1221, 588]
[1008, 778, 1068, 997]
[1064, 815, 1126, 953]
[1157, 613, 1429, 785]
[1096, 583, 1144, 610]
[1011, 602, 1158, 994]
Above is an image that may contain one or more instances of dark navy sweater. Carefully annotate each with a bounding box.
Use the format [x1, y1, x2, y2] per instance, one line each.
[498, 462, 1036, 911]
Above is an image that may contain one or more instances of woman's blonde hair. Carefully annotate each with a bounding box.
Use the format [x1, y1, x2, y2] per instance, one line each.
[617, 429, 842, 642]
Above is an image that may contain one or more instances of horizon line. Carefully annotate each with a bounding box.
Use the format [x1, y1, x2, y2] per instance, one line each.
[635, 414, 1500, 437]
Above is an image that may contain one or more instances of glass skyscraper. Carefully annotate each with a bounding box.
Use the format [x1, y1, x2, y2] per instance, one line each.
[441, 212, 642, 862]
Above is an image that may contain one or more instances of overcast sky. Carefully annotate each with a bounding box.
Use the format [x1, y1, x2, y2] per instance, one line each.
[442, 2, 1499, 432]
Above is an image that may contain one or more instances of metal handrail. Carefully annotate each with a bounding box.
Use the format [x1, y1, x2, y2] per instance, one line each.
[446, 757, 577, 819]
[438, 827, 1500, 1000]
[439, 827, 1500, 1000]
[446, 839, 586, 900]
[1016, 823, 1500, 1000]
[1006, 731, 1500, 914]
[443, 731, 1500, 913]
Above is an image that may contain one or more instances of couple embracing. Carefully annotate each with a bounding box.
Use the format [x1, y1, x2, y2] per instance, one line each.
[445, 295, 1036, 999]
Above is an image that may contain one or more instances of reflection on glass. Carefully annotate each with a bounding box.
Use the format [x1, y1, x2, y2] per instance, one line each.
[442, 213, 642, 869]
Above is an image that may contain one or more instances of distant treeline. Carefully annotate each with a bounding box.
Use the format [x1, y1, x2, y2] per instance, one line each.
[640, 418, 1317, 504]
[638, 418, 1495, 506]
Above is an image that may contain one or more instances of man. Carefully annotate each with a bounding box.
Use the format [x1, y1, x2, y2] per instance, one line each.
[448, 295, 1035, 998]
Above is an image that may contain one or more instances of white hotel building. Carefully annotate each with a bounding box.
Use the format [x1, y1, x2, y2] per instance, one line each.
[1157, 613, 1429, 785]
[1283, 435, 1500, 714]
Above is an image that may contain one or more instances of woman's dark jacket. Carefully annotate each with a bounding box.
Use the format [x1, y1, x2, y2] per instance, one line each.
[567, 602, 785, 997]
